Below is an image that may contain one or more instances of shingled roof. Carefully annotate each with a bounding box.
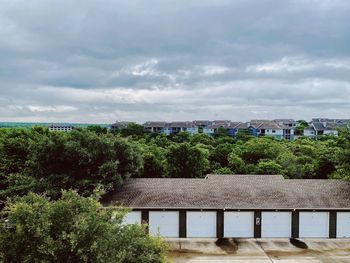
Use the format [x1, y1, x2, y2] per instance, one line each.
[104, 175, 350, 210]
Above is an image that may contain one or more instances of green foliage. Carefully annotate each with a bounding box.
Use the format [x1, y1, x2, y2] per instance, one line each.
[213, 127, 228, 138]
[0, 125, 349, 205]
[120, 123, 148, 137]
[190, 133, 214, 146]
[256, 160, 283, 175]
[295, 120, 309, 136]
[240, 138, 284, 164]
[209, 143, 235, 168]
[331, 129, 350, 180]
[0, 128, 142, 201]
[87, 125, 108, 135]
[0, 190, 168, 263]
[212, 167, 233, 174]
[165, 143, 209, 178]
[228, 153, 246, 174]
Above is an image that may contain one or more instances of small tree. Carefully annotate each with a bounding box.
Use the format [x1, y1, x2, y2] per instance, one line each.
[0, 190, 168, 263]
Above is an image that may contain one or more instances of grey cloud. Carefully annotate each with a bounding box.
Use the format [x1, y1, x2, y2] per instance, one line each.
[0, 0, 350, 123]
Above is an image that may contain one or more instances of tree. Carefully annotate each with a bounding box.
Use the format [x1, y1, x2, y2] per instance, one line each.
[120, 123, 148, 137]
[0, 128, 143, 201]
[256, 160, 283, 175]
[228, 152, 246, 174]
[169, 131, 190, 143]
[209, 143, 235, 168]
[0, 190, 168, 263]
[240, 138, 283, 164]
[190, 133, 214, 146]
[87, 125, 108, 135]
[331, 129, 350, 180]
[213, 127, 228, 138]
[212, 167, 233, 174]
[295, 120, 308, 136]
[165, 143, 209, 178]
[139, 145, 166, 178]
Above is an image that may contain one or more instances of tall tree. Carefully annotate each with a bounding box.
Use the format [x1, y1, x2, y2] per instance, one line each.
[165, 143, 209, 178]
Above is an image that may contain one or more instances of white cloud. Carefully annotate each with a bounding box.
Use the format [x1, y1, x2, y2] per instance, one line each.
[127, 58, 159, 76]
[27, 105, 77, 113]
[199, 65, 231, 76]
[246, 56, 350, 73]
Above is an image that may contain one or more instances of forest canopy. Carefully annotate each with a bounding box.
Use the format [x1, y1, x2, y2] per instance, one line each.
[0, 125, 349, 203]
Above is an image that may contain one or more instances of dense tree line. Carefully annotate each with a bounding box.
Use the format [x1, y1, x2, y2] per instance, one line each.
[0, 124, 350, 203]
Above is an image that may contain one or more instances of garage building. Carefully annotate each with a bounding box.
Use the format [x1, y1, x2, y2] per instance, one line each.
[106, 174, 350, 239]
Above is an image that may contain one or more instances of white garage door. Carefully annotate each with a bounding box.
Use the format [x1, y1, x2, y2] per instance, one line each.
[300, 212, 329, 238]
[262, 212, 291, 237]
[187, 211, 216, 238]
[337, 212, 350, 238]
[224, 212, 254, 237]
[123, 211, 142, 225]
[149, 211, 179, 237]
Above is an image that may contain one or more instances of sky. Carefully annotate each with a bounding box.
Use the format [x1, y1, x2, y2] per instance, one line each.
[1, 0, 350, 123]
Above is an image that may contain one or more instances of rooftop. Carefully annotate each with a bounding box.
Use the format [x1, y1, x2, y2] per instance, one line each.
[104, 174, 350, 209]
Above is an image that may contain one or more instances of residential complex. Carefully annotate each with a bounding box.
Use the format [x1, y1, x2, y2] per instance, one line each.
[3, 118, 348, 139]
[140, 118, 349, 140]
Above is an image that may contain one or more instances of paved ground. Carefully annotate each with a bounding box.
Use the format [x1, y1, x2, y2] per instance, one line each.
[167, 238, 350, 262]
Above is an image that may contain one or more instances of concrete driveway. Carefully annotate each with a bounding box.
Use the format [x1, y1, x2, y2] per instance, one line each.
[167, 238, 350, 262]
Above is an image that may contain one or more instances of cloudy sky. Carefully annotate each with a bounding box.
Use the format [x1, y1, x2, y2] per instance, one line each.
[1, 0, 350, 123]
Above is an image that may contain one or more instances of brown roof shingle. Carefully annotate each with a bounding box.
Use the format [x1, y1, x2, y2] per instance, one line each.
[104, 175, 350, 209]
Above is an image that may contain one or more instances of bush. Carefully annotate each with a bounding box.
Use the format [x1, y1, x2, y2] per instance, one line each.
[0, 190, 168, 263]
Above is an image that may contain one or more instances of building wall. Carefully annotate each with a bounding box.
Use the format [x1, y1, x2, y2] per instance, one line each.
[186, 127, 199, 135]
[48, 126, 74, 132]
[324, 130, 338, 136]
[203, 128, 214, 135]
[123, 209, 350, 239]
[303, 129, 316, 138]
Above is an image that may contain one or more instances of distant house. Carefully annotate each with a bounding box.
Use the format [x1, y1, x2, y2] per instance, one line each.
[274, 119, 297, 128]
[202, 125, 216, 136]
[203, 121, 230, 136]
[303, 126, 316, 138]
[227, 122, 243, 137]
[193, 120, 211, 129]
[48, 123, 75, 132]
[143, 121, 169, 134]
[235, 122, 256, 136]
[169, 122, 198, 135]
[109, 121, 130, 133]
[143, 121, 198, 135]
[105, 175, 350, 239]
[304, 118, 350, 138]
[245, 120, 295, 140]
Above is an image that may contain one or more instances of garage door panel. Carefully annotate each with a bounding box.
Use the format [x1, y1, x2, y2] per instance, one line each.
[187, 211, 216, 238]
[123, 211, 142, 225]
[300, 212, 329, 238]
[224, 212, 254, 237]
[262, 212, 291, 237]
[337, 212, 350, 238]
[149, 211, 179, 237]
